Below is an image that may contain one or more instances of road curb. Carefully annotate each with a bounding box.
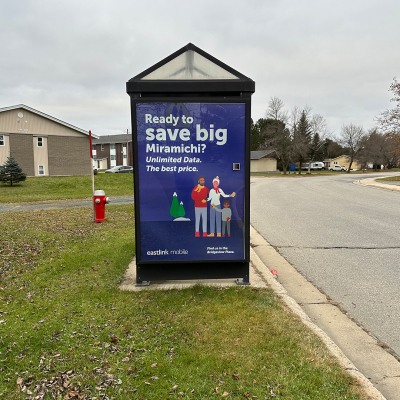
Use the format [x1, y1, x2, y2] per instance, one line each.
[250, 243, 386, 400]
[354, 177, 400, 192]
[250, 225, 400, 400]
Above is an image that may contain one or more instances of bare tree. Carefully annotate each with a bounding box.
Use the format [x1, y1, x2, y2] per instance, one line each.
[340, 124, 365, 172]
[387, 134, 400, 168]
[376, 77, 400, 134]
[306, 114, 330, 173]
[358, 129, 391, 170]
[265, 97, 288, 123]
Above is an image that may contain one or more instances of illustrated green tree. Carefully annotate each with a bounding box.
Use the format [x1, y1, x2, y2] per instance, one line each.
[178, 201, 186, 217]
[0, 154, 26, 186]
[170, 192, 180, 218]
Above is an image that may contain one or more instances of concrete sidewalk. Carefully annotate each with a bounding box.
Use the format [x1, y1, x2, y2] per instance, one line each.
[354, 177, 400, 192]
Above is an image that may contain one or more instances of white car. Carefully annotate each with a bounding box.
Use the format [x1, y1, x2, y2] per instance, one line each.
[105, 165, 134, 173]
[329, 165, 347, 171]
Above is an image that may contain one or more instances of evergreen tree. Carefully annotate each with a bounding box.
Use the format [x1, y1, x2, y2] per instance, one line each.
[0, 154, 26, 186]
[293, 110, 312, 174]
[250, 118, 262, 150]
[170, 192, 180, 218]
[258, 118, 293, 174]
[178, 201, 185, 217]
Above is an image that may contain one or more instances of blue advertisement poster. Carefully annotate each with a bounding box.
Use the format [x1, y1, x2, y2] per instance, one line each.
[136, 102, 246, 262]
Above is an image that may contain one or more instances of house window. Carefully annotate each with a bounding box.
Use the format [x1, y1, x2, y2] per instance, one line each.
[0, 135, 4, 146]
[38, 165, 45, 175]
[101, 144, 104, 151]
[110, 143, 115, 150]
[92, 145, 96, 151]
[111, 155, 116, 161]
[37, 137, 43, 147]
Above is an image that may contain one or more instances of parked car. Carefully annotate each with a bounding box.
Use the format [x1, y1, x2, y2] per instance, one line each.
[328, 165, 347, 171]
[105, 165, 133, 173]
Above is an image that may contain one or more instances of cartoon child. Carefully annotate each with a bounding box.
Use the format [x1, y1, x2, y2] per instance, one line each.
[207, 176, 235, 237]
[213, 199, 232, 237]
[191, 175, 209, 237]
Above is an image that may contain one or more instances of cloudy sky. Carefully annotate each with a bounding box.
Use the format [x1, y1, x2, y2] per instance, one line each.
[1, 0, 398, 137]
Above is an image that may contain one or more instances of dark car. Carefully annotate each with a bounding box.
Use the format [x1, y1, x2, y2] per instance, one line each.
[105, 165, 133, 173]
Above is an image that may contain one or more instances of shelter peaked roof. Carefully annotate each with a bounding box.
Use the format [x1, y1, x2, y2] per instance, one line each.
[127, 43, 255, 93]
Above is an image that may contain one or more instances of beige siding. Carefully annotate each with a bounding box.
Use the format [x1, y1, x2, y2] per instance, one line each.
[33, 136, 49, 176]
[331, 156, 362, 170]
[251, 158, 277, 172]
[0, 108, 84, 137]
[0, 134, 10, 165]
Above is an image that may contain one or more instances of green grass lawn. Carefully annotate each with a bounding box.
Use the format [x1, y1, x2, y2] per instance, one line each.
[0, 174, 134, 203]
[376, 175, 400, 181]
[0, 205, 368, 399]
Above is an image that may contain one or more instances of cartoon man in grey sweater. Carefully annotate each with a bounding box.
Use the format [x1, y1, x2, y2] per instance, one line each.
[212, 199, 232, 237]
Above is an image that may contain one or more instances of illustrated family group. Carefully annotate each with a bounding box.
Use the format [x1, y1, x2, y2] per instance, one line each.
[191, 175, 236, 237]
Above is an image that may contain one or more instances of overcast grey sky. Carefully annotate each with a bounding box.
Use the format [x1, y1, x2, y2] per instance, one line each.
[1, 0, 398, 137]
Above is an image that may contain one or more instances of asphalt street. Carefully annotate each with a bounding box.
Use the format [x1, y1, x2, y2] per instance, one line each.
[250, 172, 400, 359]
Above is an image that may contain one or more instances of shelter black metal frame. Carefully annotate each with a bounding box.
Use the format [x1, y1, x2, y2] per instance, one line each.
[127, 43, 255, 285]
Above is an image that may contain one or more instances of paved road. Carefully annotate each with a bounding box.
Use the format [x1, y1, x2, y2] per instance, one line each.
[251, 173, 400, 358]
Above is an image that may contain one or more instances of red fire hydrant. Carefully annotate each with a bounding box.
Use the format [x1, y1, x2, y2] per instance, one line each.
[93, 190, 110, 222]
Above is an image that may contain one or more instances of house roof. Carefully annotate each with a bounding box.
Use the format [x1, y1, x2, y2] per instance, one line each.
[251, 150, 277, 160]
[93, 134, 132, 144]
[0, 104, 97, 138]
[331, 155, 351, 160]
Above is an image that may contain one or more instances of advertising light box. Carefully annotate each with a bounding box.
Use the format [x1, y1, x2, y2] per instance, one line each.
[136, 102, 246, 263]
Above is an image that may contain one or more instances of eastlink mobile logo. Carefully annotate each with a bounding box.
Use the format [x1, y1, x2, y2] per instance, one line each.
[147, 249, 188, 255]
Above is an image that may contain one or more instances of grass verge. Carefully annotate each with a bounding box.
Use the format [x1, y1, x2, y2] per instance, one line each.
[376, 175, 400, 181]
[1, 205, 368, 399]
[0, 174, 134, 204]
[252, 169, 400, 177]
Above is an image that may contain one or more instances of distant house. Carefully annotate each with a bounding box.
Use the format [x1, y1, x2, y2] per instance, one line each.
[0, 104, 97, 176]
[92, 134, 133, 170]
[250, 150, 278, 173]
[323, 159, 332, 169]
[330, 155, 362, 170]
